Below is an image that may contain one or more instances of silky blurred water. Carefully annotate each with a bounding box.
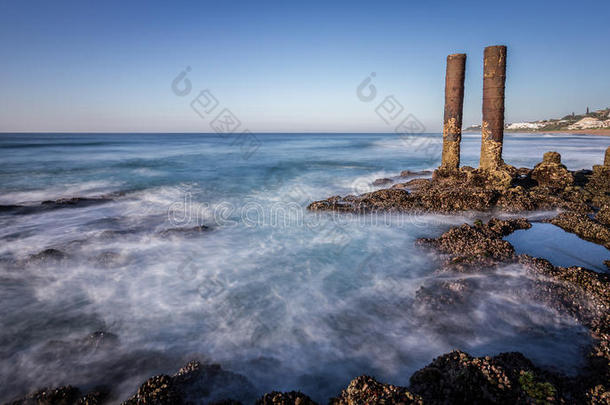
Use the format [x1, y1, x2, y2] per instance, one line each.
[0, 132, 608, 402]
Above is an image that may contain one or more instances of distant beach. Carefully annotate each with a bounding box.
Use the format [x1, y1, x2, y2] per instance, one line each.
[465, 129, 610, 136]
[542, 128, 610, 136]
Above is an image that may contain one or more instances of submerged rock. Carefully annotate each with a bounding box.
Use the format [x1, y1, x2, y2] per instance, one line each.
[414, 278, 476, 313]
[400, 170, 432, 177]
[25, 248, 68, 264]
[158, 225, 210, 238]
[372, 178, 393, 186]
[41, 197, 110, 207]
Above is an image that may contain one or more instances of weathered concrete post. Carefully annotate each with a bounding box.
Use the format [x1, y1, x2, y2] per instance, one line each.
[440, 53, 466, 171]
[479, 45, 507, 170]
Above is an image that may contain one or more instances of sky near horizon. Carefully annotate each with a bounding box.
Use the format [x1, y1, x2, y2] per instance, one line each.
[0, 0, 609, 133]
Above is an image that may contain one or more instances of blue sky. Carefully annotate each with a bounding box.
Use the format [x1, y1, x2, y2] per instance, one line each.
[1, 0, 609, 132]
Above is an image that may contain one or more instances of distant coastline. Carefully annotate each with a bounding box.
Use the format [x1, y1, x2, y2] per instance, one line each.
[465, 107, 610, 136]
[464, 128, 610, 136]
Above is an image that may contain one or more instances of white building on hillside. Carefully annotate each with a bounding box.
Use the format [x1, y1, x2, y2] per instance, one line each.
[568, 117, 604, 130]
[506, 122, 544, 130]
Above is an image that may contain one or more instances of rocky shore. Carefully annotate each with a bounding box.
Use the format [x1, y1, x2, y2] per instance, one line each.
[309, 150, 608, 215]
[7, 148, 609, 404]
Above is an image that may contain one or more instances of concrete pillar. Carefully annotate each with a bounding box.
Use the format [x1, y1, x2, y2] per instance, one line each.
[479, 45, 507, 170]
[440, 53, 466, 171]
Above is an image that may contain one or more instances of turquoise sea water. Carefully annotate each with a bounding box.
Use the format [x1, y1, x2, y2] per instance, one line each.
[0, 132, 608, 402]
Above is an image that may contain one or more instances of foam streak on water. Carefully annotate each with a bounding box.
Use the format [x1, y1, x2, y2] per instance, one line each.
[0, 133, 608, 402]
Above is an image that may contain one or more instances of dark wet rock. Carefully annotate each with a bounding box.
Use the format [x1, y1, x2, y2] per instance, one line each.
[391, 178, 430, 191]
[25, 249, 68, 264]
[8, 386, 108, 405]
[417, 218, 531, 266]
[41, 197, 110, 207]
[122, 361, 256, 405]
[0, 204, 23, 214]
[410, 350, 566, 404]
[1, 197, 114, 217]
[122, 375, 181, 405]
[158, 225, 210, 238]
[308, 189, 414, 212]
[75, 390, 108, 405]
[550, 211, 610, 249]
[329, 375, 422, 405]
[255, 391, 317, 405]
[399, 170, 431, 177]
[372, 178, 393, 186]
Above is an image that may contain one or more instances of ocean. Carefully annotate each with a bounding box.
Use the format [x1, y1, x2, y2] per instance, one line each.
[0, 132, 608, 402]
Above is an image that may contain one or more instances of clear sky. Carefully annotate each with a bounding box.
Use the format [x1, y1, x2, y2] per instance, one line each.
[1, 0, 609, 133]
